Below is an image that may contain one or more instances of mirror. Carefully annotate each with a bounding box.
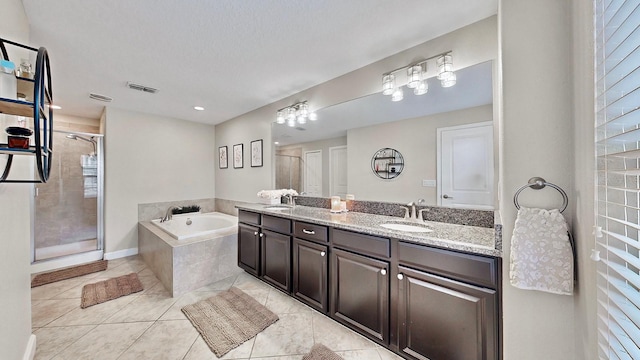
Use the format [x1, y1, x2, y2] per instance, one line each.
[273, 60, 495, 209]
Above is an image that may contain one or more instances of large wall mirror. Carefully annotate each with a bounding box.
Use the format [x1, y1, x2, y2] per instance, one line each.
[273, 60, 496, 210]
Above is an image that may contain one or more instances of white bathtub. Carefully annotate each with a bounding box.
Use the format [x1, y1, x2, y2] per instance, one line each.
[150, 212, 238, 240]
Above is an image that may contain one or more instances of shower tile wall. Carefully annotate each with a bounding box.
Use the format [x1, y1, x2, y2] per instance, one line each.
[35, 122, 99, 250]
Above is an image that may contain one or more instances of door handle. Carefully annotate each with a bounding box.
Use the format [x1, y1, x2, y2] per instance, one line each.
[302, 229, 315, 235]
[442, 194, 453, 199]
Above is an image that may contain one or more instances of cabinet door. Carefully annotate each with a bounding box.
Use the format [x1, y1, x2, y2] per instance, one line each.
[292, 238, 328, 312]
[331, 248, 389, 344]
[398, 266, 498, 360]
[261, 229, 291, 292]
[238, 223, 260, 276]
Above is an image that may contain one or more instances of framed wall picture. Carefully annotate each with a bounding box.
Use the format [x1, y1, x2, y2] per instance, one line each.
[218, 146, 228, 169]
[233, 143, 243, 169]
[251, 139, 263, 167]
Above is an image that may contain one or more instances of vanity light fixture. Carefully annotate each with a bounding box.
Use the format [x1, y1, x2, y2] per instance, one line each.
[275, 101, 317, 126]
[381, 51, 455, 102]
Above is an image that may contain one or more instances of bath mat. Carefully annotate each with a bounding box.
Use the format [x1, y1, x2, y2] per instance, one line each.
[31, 260, 108, 288]
[303, 344, 344, 360]
[181, 286, 279, 357]
[80, 273, 143, 309]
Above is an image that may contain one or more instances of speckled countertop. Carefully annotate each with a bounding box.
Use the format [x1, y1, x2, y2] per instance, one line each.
[236, 204, 501, 257]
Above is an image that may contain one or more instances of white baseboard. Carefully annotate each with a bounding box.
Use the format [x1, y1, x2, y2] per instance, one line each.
[104, 247, 138, 260]
[23, 334, 36, 360]
[31, 250, 104, 274]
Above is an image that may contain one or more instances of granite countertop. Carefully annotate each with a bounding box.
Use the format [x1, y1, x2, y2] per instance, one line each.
[236, 204, 501, 257]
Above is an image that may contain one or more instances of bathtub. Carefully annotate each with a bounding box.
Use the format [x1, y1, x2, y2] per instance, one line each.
[150, 212, 238, 240]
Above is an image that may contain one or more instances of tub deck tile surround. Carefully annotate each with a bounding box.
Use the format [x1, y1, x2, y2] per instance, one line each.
[31, 256, 404, 360]
[237, 203, 500, 257]
[138, 215, 242, 297]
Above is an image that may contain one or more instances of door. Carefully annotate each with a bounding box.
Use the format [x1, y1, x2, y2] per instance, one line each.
[261, 229, 291, 292]
[293, 238, 328, 312]
[331, 248, 389, 344]
[303, 150, 322, 196]
[438, 122, 494, 209]
[329, 146, 348, 197]
[397, 266, 498, 360]
[238, 223, 260, 276]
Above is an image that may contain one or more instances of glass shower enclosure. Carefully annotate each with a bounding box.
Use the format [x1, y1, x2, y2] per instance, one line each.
[31, 130, 104, 263]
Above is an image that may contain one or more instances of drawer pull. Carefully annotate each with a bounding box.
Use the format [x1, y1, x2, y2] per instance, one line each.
[380, 269, 387, 276]
[320, 251, 326, 257]
[302, 229, 316, 235]
[397, 273, 404, 280]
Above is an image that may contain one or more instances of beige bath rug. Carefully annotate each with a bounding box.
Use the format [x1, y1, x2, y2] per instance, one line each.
[31, 260, 108, 288]
[181, 286, 279, 357]
[80, 273, 143, 308]
[303, 344, 344, 360]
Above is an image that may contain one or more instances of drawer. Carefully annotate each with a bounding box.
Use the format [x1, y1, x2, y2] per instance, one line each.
[238, 210, 260, 226]
[332, 228, 390, 259]
[398, 241, 498, 289]
[294, 221, 328, 243]
[262, 215, 292, 234]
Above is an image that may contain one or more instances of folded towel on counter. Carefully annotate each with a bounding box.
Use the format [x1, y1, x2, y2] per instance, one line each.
[510, 206, 573, 295]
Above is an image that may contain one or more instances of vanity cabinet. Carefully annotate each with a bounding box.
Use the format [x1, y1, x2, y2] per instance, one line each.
[396, 241, 500, 360]
[238, 222, 260, 276]
[330, 228, 391, 344]
[260, 214, 292, 292]
[292, 238, 328, 312]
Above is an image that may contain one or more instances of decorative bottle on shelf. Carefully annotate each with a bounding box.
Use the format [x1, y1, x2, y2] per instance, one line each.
[0, 60, 17, 100]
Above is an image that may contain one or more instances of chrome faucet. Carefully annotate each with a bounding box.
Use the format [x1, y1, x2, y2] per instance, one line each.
[285, 194, 296, 207]
[161, 206, 181, 222]
[402, 201, 425, 223]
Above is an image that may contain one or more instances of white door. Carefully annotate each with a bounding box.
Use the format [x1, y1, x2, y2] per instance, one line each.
[329, 146, 348, 197]
[304, 150, 322, 196]
[438, 122, 494, 209]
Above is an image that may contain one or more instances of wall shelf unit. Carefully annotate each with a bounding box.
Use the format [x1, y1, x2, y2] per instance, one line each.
[0, 37, 53, 183]
[371, 148, 404, 179]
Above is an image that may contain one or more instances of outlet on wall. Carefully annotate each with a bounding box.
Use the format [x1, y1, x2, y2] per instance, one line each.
[422, 179, 436, 187]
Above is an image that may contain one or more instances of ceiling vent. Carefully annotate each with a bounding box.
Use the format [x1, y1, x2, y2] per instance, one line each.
[126, 82, 158, 94]
[295, 127, 306, 131]
[89, 93, 113, 102]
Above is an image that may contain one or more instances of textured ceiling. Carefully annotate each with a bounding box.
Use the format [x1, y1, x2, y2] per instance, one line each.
[21, 0, 497, 124]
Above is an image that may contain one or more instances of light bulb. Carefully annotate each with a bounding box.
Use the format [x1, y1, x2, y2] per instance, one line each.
[414, 80, 428, 95]
[437, 54, 454, 80]
[407, 65, 422, 89]
[276, 110, 285, 124]
[287, 118, 296, 127]
[297, 115, 307, 124]
[391, 88, 403, 102]
[441, 72, 456, 87]
[382, 74, 395, 95]
[309, 112, 318, 121]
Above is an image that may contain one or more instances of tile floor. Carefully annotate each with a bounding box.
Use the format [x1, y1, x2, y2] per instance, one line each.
[32, 256, 405, 360]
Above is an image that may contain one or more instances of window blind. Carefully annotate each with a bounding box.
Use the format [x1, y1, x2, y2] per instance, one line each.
[595, 0, 640, 359]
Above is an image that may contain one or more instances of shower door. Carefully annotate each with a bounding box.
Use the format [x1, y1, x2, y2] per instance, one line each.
[32, 131, 104, 263]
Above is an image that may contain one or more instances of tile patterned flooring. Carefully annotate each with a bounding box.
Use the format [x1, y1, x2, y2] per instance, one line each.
[32, 256, 405, 360]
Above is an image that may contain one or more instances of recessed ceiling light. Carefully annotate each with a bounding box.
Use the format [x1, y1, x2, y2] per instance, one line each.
[194, 106, 205, 111]
[50, 105, 61, 110]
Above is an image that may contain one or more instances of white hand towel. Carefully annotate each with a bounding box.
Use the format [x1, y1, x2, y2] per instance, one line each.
[510, 206, 573, 295]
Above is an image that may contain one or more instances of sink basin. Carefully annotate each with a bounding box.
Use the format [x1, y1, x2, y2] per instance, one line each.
[263, 205, 293, 211]
[380, 223, 433, 233]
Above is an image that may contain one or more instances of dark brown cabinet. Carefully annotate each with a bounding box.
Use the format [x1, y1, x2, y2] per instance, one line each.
[397, 265, 498, 360]
[331, 248, 389, 344]
[292, 238, 328, 312]
[261, 229, 291, 292]
[238, 223, 260, 276]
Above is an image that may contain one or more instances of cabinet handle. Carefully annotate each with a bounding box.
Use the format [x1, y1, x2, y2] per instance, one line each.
[397, 273, 404, 280]
[302, 229, 316, 235]
[380, 269, 387, 276]
[320, 251, 326, 257]
[259, 233, 264, 238]
[254, 231, 258, 236]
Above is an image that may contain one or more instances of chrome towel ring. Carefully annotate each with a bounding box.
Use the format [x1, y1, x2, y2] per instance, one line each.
[513, 177, 568, 213]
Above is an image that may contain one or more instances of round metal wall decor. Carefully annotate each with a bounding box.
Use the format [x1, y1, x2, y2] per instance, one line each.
[371, 148, 404, 179]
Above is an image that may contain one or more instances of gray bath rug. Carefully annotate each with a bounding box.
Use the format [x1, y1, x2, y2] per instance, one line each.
[181, 286, 279, 357]
[303, 344, 344, 360]
[80, 272, 143, 308]
[31, 260, 108, 288]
